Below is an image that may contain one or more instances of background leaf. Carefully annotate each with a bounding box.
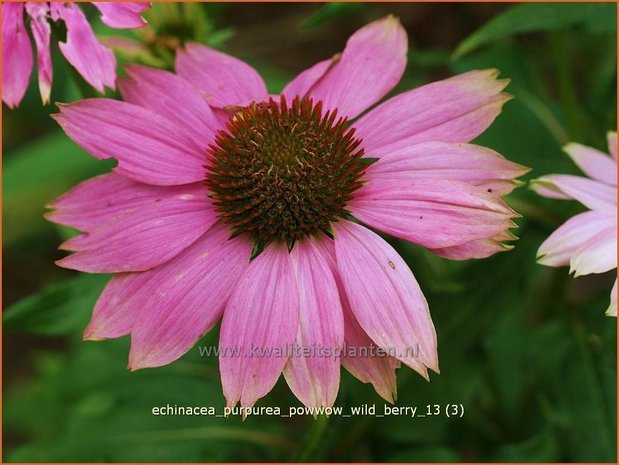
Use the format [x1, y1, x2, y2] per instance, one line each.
[454, 3, 616, 58]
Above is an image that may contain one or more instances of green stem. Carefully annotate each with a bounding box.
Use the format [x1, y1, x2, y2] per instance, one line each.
[292, 414, 330, 462]
[549, 31, 583, 141]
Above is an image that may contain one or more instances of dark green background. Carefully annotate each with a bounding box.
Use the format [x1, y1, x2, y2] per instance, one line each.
[3, 2, 617, 462]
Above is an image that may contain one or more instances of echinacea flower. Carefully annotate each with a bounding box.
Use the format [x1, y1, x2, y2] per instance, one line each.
[2, 2, 149, 108]
[532, 133, 617, 316]
[47, 16, 527, 409]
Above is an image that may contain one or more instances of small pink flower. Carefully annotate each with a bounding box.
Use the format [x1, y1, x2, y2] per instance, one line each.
[533, 133, 617, 316]
[2, 2, 149, 108]
[47, 17, 527, 408]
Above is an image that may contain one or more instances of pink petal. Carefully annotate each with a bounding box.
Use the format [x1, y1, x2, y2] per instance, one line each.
[340, 285, 400, 403]
[219, 244, 299, 409]
[175, 43, 268, 108]
[537, 211, 614, 267]
[54, 99, 206, 186]
[85, 224, 250, 342]
[350, 179, 517, 249]
[92, 2, 149, 29]
[51, 3, 116, 92]
[84, 274, 139, 340]
[429, 229, 517, 260]
[570, 225, 617, 277]
[333, 220, 438, 378]
[56, 184, 217, 273]
[563, 142, 616, 186]
[608, 132, 617, 160]
[529, 182, 571, 200]
[367, 141, 529, 196]
[281, 57, 335, 101]
[25, 3, 52, 104]
[128, 223, 252, 369]
[607, 279, 617, 317]
[2, 3, 32, 108]
[119, 65, 222, 149]
[46, 173, 180, 232]
[531, 175, 616, 211]
[306, 15, 407, 119]
[353, 69, 511, 156]
[283, 237, 344, 409]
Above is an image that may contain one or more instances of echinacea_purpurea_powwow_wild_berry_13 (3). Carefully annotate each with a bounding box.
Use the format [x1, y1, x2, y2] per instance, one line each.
[45, 15, 531, 410]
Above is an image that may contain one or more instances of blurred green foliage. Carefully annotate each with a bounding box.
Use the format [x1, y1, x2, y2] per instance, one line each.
[2, 3, 616, 462]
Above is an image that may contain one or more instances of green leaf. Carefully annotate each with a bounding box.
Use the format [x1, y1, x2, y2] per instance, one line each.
[493, 428, 559, 462]
[3, 274, 109, 335]
[302, 3, 364, 29]
[3, 131, 112, 245]
[454, 3, 616, 59]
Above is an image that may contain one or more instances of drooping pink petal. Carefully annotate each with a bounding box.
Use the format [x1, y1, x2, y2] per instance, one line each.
[84, 224, 250, 342]
[2, 3, 33, 108]
[175, 43, 268, 108]
[531, 175, 616, 211]
[563, 142, 616, 186]
[283, 237, 344, 409]
[350, 179, 517, 249]
[570, 225, 617, 277]
[54, 99, 206, 186]
[366, 142, 529, 196]
[537, 211, 615, 267]
[119, 65, 222, 148]
[128, 223, 252, 369]
[281, 57, 336, 101]
[353, 69, 511, 156]
[340, 286, 401, 403]
[92, 2, 149, 29]
[306, 16, 407, 120]
[25, 3, 52, 104]
[219, 244, 299, 409]
[333, 220, 438, 378]
[429, 229, 517, 260]
[50, 3, 116, 92]
[56, 184, 217, 273]
[84, 274, 139, 340]
[607, 279, 617, 317]
[608, 132, 617, 160]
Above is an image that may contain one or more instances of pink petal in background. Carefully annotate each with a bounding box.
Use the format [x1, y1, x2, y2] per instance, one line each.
[25, 2, 53, 104]
[51, 2, 116, 92]
[93, 2, 149, 29]
[2, 3, 33, 108]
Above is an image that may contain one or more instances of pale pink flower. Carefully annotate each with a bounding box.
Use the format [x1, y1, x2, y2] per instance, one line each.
[47, 17, 527, 408]
[532, 133, 617, 316]
[2, 2, 149, 108]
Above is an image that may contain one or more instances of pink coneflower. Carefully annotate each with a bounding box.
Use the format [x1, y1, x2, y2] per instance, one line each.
[532, 133, 617, 316]
[47, 16, 527, 408]
[2, 2, 149, 108]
